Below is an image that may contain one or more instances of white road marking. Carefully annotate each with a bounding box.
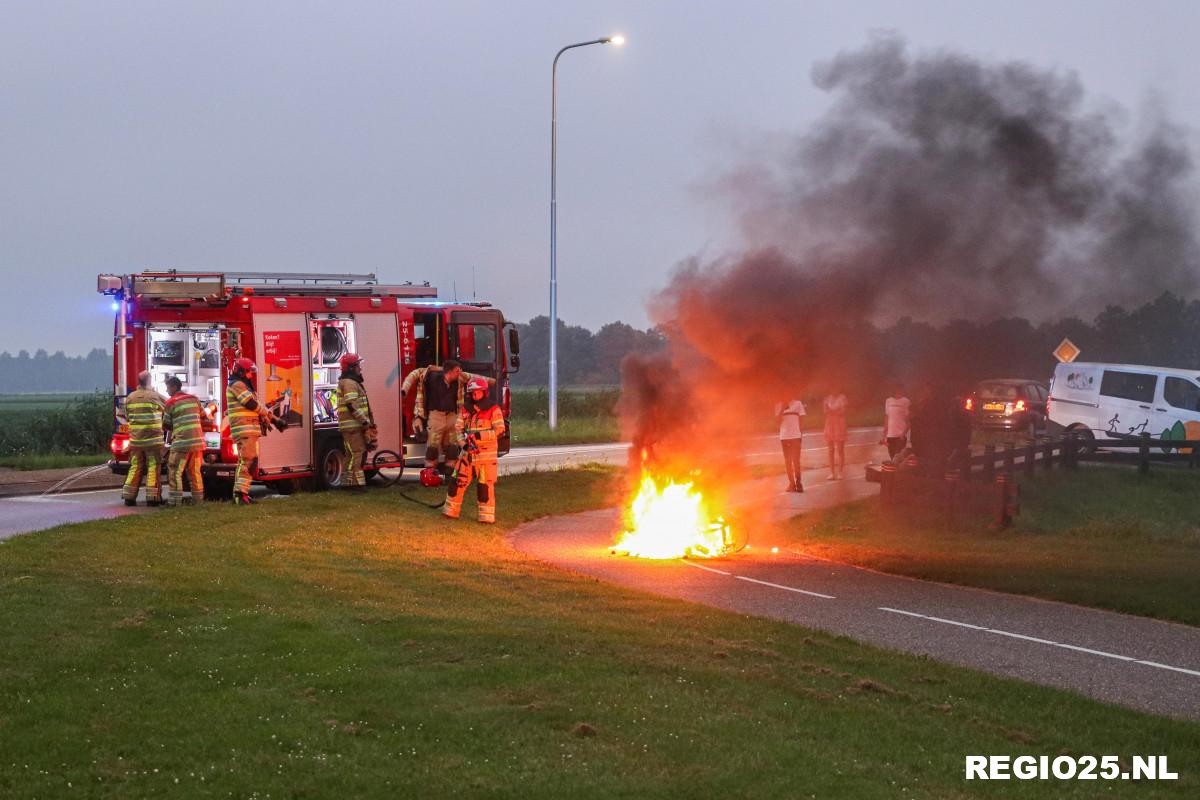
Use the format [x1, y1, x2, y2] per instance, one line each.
[680, 560, 834, 598]
[878, 607, 1200, 677]
[682, 561, 731, 576]
[735, 575, 836, 599]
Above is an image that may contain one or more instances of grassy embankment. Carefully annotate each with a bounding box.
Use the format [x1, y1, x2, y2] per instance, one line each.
[1, 467, 1196, 798]
[787, 466, 1200, 626]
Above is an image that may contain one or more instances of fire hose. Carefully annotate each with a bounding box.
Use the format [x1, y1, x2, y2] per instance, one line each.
[395, 434, 478, 509]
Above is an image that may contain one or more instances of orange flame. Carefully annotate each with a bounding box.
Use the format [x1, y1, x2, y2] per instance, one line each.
[613, 470, 735, 559]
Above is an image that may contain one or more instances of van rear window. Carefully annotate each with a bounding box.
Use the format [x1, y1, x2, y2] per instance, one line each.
[1099, 371, 1157, 403]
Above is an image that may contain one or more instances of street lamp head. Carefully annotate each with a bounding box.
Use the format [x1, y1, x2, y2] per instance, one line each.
[607, 34, 625, 46]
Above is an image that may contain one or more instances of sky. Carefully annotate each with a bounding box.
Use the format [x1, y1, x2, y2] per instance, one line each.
[3, 0, 1200, 355]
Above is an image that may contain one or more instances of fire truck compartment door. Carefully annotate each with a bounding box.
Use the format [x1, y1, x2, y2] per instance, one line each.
[253, 314, 313, 474]
[353, 312, 402, 455]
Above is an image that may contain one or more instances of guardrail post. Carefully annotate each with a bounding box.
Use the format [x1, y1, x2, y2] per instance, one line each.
[1024, 441, 1035, 477]
[1190, 442, 1199, 470]
[983, 444, 996, 482]
[1139, 432, 1151, 476]
[1063, 433, 1076, 469]
[1043, 438, 1054, 470]
[993, 473, 1012, 528]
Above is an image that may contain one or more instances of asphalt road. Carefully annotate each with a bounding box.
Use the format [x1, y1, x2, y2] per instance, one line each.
[0, 430, 883, 542]
[511, 488, 1200, 720]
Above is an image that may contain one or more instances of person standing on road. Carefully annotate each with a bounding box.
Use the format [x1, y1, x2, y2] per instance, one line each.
[336, 353, 376, 493]
[823, 390, 848, 480]
[444, 377, 507, 523]
[778, 397, 806, 493]
[403, 359, 495, 475]
[226, 357, 283, 506]
[881, 386, 912, 460]
[163, 376, 205, 506]
[122, 370, 166, 507]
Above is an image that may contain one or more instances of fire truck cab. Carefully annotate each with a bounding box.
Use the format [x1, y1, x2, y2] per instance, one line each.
[98, 271, 518, 492]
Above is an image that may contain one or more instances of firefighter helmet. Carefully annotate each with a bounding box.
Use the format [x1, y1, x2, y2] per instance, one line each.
[339, 353, 363, 371]
[419, 467, 443, 488]
[232, 357, 257, 375]
[466, 376, 488, 394]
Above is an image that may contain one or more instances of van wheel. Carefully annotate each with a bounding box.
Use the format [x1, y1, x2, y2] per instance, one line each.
[1068, 425, 1096, 456]
[316, 440, 346, 490]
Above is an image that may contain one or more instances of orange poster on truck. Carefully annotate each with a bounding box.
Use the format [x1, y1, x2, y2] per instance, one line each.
[262, 330, 304, 428]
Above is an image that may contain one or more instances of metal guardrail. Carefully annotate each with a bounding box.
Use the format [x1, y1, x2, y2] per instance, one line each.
[876, 431, 1200, 528]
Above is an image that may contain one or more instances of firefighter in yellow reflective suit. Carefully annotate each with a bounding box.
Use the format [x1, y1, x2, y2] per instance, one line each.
[443, 377, 506, 523]
[335, 353, 376, 491]
[163, 375, 205, 506]
[122, 370, 166, 506]
[225, 357, 280, 505]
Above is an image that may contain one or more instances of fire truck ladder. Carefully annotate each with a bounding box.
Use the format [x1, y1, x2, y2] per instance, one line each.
[101, 270, 437, 299]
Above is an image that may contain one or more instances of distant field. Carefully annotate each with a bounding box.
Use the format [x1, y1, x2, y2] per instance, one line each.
[0, 393, 88, 413]
[0, 392, 111, 464]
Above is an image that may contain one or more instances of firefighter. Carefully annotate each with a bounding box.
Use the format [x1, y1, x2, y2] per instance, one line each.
[335, 353, 377, 492]
[163, 375, 205, 506]
[443, 377, 506, 524]
[122, 370, 166, 507]
[402, 359, 496, 475]
[226, 357, 282, 505]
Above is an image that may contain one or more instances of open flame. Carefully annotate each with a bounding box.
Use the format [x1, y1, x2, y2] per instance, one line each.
[612, 470, 736, 559]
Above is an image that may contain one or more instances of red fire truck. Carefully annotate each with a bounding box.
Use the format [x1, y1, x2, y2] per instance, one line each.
[97, 270, 519, 492]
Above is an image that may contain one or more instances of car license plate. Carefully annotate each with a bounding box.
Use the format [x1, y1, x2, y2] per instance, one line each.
[984, 402, 1006, 411]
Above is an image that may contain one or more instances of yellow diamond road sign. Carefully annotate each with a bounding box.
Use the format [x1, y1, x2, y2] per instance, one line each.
[1053, 338, 1080, 364]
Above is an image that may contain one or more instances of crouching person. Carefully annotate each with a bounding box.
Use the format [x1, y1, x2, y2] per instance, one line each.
[443, 377, 506, 524]
[164, 376, 205, 506]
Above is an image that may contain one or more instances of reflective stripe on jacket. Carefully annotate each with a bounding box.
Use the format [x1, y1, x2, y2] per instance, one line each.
[336, 376, 372, 431]
[125, 388, 166, 448]
[456, 404, 506, 464]
[165, 392, 205, 452]
[226, 379, 261, 440]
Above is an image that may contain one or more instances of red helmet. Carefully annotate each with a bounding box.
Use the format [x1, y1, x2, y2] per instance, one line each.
[232, 357, 257, 375]
[339, 353, 363, 371]
[419, 467, 443, 487]
[466, 376, 488, 394]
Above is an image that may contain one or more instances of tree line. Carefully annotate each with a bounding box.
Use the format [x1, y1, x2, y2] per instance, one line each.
[0, 349, 111, 393]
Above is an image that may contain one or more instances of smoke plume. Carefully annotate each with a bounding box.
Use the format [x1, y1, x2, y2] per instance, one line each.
[622, 36, 1200, 479]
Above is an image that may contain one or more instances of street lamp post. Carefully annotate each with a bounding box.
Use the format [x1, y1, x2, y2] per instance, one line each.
[549, 34, 624, 430]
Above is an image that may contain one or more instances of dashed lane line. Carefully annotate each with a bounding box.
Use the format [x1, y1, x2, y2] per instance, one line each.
[680, 559, 834, 598]
[879, 606, 1200, 678]
[674, 560, 1199, 679]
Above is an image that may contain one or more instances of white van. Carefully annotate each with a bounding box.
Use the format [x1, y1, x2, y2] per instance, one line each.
[1048, 362, 1200, 446]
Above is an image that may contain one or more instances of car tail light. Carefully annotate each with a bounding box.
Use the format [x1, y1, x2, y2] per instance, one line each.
[1014, 399, 1026, 412]
[964, 397, 973, 412]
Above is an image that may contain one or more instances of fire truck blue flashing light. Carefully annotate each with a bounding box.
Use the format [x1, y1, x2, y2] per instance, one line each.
[111, 301, 120, 312]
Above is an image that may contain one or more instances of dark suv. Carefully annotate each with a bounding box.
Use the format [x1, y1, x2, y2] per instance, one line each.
[966, 379, 1049, 436]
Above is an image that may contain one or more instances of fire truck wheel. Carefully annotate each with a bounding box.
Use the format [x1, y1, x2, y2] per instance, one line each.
[316, 440, 346, 490]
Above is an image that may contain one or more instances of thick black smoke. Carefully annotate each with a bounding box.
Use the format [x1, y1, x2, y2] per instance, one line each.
[623, 36, 1200, 473]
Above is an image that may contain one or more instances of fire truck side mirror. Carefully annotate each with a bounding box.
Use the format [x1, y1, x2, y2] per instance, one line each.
[508, 326, 520, 355]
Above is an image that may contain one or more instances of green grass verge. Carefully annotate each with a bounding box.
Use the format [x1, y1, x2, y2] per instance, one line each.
[509, 416, 621, 446]
[1, 468, 1196, 797]
[786, 467, 1200, 625]
[0, 452, 109, 471]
